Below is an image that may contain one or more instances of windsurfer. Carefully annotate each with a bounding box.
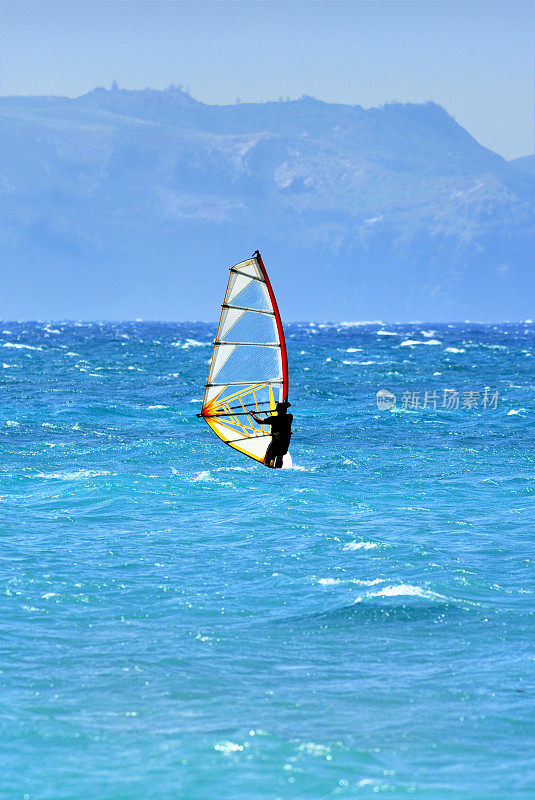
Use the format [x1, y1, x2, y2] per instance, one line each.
[249, 401, 293, 468]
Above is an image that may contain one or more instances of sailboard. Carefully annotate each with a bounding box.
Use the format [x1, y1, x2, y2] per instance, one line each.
[200, 251, 292, 468]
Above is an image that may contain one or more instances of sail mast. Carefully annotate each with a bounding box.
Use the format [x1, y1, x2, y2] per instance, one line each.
[254, 250, 289, 403]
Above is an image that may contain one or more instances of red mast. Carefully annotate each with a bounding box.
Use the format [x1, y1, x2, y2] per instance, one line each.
[254, 250, 289, 403]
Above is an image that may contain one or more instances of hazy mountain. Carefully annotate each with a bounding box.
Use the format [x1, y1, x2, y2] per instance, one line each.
[1, 86, 534, 320]
[511, 154, 535, 179]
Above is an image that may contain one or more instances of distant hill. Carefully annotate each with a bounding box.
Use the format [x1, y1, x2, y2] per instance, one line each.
[511, 154, 535, 179]
[1, 87, 534, 320]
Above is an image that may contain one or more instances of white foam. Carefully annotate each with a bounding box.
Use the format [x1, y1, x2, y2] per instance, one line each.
[34, 469, 110, 480]
[370, 584, 426, 597]
[344, 541, 378, 550]
[445, 347, 465, 353]
[181, 339, 209, 349]
[318, 577, 384, 586]
[346, 347, 362, 352]
[507, 409, 526, 416]
[6, 420, 20, 427]
[361, 584, 444, 601]
[340, 320, 384, 327]
[376, 330, 398, 336]
[2, 342, 42, 350]
[147, 405, 167, 410]
[192, 470, 212, 482]
[400, 339, 442, 347]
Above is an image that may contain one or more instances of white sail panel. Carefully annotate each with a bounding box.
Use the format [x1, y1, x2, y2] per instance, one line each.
[227, 272, 252, 303]
[219, 307, 245, 340]
[230, 281, 271, 310]
[209, 343, 237, 382]
[231, 257, 264, 280]
[222, 312, 278, 344]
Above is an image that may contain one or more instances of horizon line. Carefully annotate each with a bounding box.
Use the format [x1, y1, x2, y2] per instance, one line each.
[1, 319, 532, 326]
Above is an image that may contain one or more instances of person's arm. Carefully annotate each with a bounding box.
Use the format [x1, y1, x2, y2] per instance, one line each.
[249, 411, 269, 425]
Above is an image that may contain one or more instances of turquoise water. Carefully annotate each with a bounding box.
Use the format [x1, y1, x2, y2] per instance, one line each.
[1, 321, 533, 800]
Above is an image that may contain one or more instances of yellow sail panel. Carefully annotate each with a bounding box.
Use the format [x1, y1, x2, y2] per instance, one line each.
[202, 383, 276, 464]
[205, 417, 272, 463]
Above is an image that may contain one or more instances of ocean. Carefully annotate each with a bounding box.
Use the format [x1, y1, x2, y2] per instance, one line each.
[1, 321, 533, 799]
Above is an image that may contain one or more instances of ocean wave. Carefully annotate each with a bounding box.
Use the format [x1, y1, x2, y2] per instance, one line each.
[180, 339, 210, 349]
[318, 577, 384, 586]
[340, 320, 384, 326]
[2, 342, 42, 350]
[215, 465, 252, 472]
[360, 584, 444, 601]
[191, 470, 212, 482]
[343, 541, 379, 550]
[34, 469, 111, 480]
[400, 339, 442, 347]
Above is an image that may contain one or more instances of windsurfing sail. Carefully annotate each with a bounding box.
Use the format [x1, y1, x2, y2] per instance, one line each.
[200, 251, 290, 465]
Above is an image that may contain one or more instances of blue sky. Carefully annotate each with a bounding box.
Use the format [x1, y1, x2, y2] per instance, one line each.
[0, 0, 533, 159]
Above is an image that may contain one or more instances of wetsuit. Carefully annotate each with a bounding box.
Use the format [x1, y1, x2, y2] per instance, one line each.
[264, 413, 293, 462]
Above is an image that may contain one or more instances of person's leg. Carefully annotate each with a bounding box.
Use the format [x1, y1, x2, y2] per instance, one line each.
[264, 443, 275, 467]
[274, 454, 283, 468]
